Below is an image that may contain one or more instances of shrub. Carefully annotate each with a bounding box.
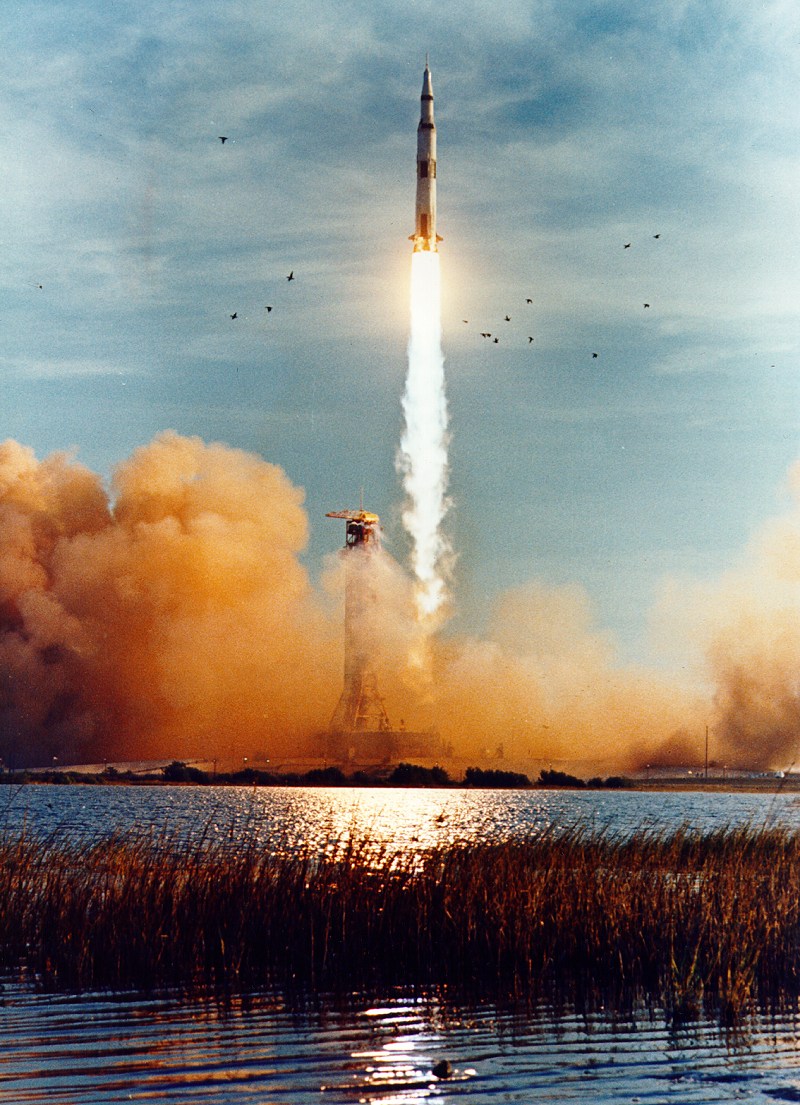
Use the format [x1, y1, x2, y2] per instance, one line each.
[538, 768, 586, 788]
[388, 763, 450, 787]
[162, 761, 209, 784]
[464, 767, 531, 788]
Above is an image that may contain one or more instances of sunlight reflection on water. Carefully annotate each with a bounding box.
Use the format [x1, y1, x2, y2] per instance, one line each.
[3, 983, 800, 1104]
[5, 785, 800, 1101]
[1, 783, 799, 852]
[0, 782, 795, 848]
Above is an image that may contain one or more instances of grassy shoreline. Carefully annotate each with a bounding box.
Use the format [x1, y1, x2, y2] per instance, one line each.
[2, 823, 800, 1022]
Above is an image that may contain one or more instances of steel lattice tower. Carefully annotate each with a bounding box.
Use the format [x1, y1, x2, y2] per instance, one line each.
[326, 508, 392, 735]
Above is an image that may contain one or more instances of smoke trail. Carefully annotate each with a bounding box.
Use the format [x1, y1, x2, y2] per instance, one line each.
[396, 250, 450, 623]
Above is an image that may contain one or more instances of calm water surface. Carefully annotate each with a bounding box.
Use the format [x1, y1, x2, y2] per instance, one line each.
[1, 783, 799, 849]
[4, 784, 800, 1103]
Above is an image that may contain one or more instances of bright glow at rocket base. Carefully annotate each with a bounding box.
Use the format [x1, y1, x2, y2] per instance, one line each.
[398, 250, 449, 624]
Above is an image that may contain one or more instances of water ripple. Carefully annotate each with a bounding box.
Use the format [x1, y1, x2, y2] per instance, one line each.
[0, 784, 798, 853]
[3, 787, 800, 1101]
[4, 985, 800, 1103]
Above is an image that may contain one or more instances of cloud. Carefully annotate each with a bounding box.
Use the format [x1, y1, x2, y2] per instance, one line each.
[6, 431, 800, 775]
[654, 462, 800, 768]
[0, 433, 340, 766]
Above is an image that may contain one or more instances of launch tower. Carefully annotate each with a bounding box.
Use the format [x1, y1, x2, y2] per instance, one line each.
[326, 507, 392, 741]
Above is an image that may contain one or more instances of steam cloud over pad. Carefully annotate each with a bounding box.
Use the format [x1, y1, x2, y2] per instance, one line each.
[0, 432, 339, 766]
[1, 430, 799, 772]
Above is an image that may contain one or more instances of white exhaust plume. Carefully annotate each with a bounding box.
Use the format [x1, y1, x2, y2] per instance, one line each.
[397, 250, 450, 623]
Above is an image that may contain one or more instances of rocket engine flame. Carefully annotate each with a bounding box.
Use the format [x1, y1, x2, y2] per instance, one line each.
[397, 250, 450, 623]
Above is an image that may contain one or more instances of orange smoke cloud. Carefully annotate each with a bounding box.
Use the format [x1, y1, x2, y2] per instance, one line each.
[324, 553, 704, 772]
[423, 582, 702, 771]
[0, 433, 339, 767]
[5, 429, 797, 774]
[657, 461, 800, 770]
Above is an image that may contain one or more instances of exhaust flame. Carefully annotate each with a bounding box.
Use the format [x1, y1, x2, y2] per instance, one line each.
[397, 250, 450, 624]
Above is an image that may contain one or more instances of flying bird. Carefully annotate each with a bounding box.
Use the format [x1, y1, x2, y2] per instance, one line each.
[624, 243, 631, 249]
[463, 319, 469, 324]
[287, 271, 294, 281]
[526, 298, 533, 304]
[265, 305, 273, 312]
[218, 136, 228, 144]
[592, 352, 598, 358]
[653, 233, 661, 239]
[528, 336, 534, 343]
[493, 337, 499, 344]
[504, 315, 511, 321]
[644, 303, 650, 308]
[481, 332, 491, 338]
[230, 312, 238, 319]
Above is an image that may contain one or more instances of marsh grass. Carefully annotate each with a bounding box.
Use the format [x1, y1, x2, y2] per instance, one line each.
[2, 823, 800, 1020]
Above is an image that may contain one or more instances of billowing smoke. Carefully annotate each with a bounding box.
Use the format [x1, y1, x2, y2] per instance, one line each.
[656, 461, 800, 770]
[396, 251, 451, 625]
[353, 570, 705, 772]
[4, 429, 800, 773]
[0, 432, 339, 767]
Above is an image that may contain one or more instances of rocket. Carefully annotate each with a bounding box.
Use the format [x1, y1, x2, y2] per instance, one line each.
[409, 60, 442, 252]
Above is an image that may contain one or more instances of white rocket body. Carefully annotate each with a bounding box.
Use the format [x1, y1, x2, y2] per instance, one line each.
[409, 64, 442, 252]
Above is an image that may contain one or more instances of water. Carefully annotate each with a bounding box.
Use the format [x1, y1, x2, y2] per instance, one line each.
[4, 985, 800, 1103]
[2, 783, 799, 850]
[4, 783, 800, 1103]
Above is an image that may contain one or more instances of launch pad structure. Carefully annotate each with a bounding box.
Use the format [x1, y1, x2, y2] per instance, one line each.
[325, 506, 441, 766]
[321, 64, 448, 769]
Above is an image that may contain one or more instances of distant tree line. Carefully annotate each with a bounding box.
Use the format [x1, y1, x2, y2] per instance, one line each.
[0, 761, 632, 789]
[538, 768, 629, 789]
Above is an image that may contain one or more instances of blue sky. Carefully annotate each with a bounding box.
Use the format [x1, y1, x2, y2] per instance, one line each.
[3, 0, 799, 669]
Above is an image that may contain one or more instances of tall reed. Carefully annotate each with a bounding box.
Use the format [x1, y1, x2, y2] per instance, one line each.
[2, 823, 799, 1020]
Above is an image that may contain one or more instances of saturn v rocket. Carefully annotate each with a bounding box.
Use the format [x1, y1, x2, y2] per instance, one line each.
[409, 61, 442, 253]
[322, 62, 450, 766]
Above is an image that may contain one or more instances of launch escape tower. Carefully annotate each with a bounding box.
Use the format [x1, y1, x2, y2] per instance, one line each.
[326, 507, 392, 740]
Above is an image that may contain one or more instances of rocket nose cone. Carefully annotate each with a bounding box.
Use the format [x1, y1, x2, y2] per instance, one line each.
[421, 66, 433, 97]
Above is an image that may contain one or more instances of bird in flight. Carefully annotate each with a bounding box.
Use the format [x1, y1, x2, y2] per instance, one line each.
[218, 136, 228, 144]
[653, 233, 661, 239]
[463, 319, 469, 324]
[265, 305, 273, 312]
[644, 303, 650, 308]
[528, 336, 534, 343]
[624, 243, 631, 249]
[480, 332, 491, 338]
[526, 298, 533, 304]
[493, 337, 499, 344]
[504, 315, 511, 322]
[230, 312, 238, 319]
[287, 271, 294, 281]
[592, 352, 599, 358]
